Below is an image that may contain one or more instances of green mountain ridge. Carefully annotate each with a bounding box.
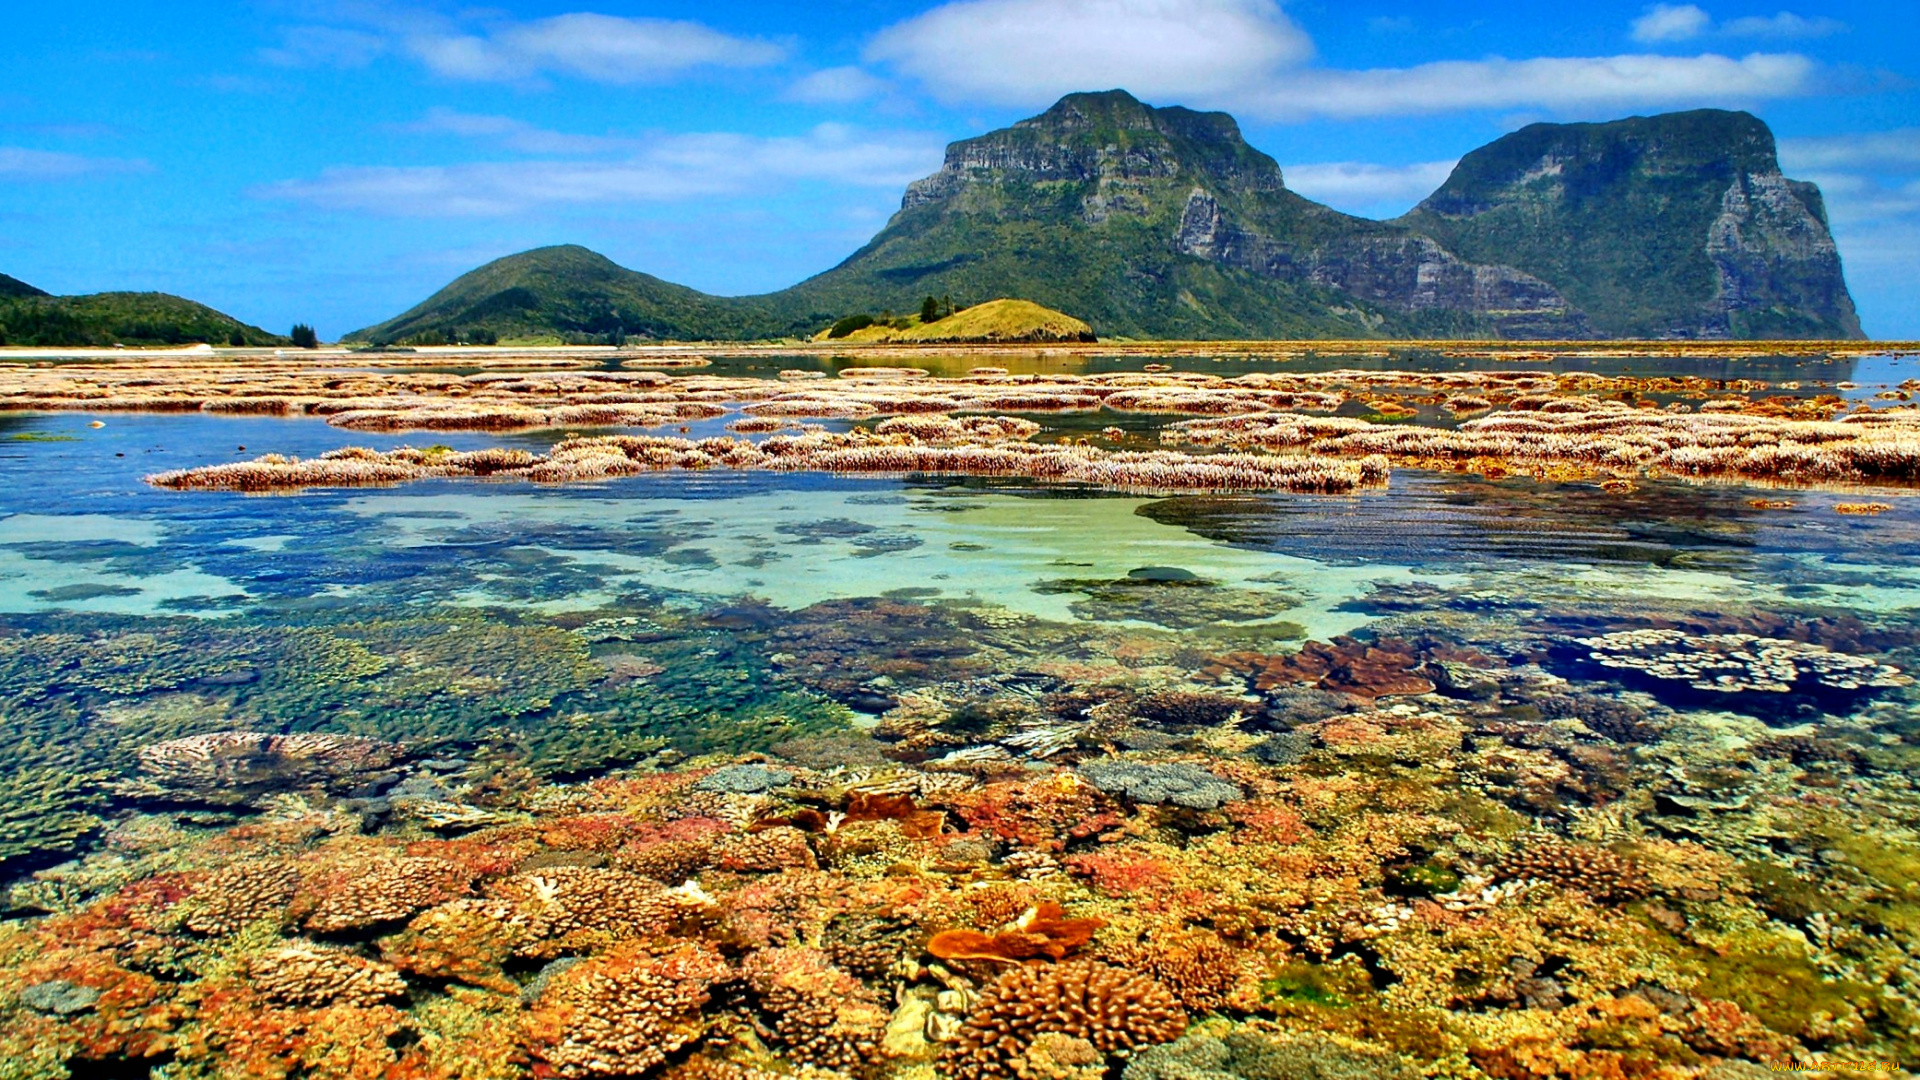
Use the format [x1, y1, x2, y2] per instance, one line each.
[350, 91, 1862, 344]
[0, 284, 287, 348]
[0, 273, 48, 300]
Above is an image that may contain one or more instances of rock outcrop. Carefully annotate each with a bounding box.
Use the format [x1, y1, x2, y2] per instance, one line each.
[352, 93, 1862, 343]
[1401, 110, 1860, 339]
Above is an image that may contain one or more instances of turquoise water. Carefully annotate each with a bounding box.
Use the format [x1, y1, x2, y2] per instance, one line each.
[3, 364, 1919, 1076]
[1, 402, 1915, 870]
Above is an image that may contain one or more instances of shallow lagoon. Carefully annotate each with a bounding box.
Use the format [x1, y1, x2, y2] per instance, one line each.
[1, 353, 1917, 1078]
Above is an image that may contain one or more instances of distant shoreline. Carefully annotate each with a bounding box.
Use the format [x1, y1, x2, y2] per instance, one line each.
[2, 338, 1914, 363]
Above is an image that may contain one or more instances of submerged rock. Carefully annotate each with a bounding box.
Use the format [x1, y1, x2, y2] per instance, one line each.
[20, 979, 100, 1016]
[693, 764, 795, 794]
[1126, 1025, 1415, 1080]
[1248, 732, 1313, 767]
[1079, 760, 1243, 810]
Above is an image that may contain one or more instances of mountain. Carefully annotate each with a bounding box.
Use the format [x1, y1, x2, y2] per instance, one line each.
[350, 92, 1861, 343]
[0, 273, 48, 299]
[350, 244, 809, 346]
[0, 290, 287, 348]
[1399, 110, 1861, 339]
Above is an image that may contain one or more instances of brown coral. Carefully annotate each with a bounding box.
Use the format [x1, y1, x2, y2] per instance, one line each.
[303, 856, 474, 933]
[742, 947, 891, 1075]
[1009, 1032, 1105, 1080]
[1494, 840, 1651, 904]
[136, 731, 400, 803]
[715, 825, 817, 872]
[528, 942, 729, 1079]
[183, 859, 302, 935]
[1202, 637, 1438, 700]
[941, 961, 1188, 1080]
[1103, 930, 1248, 1013]
[489, 865, 707, 957]
[248, 942, 409, 1008]
[380, 898, 530, 991]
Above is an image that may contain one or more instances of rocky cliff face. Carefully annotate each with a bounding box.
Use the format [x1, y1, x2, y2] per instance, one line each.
[1172, 189, 1590, 338]
[1401, 110, 1860, 339]
[357, 94, 1862, 342]
[836, 90, 1592, 338]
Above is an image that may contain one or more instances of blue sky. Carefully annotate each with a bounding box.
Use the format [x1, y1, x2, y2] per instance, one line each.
[2, 0, 1915, 337]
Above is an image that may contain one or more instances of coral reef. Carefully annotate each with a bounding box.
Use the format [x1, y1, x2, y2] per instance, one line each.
[527, 943, 729, 1078]
[1575, 629, 1910, 696]
[1202, 637, 1444, 700]
[4, 347, 1920, 1080]
[135, 731, 401, 805]
[248, 942, 410, 1008]
[942, 962, 1189, 1080]
[149, 430, 1390, 496]
[1172, 393, 1920, 486]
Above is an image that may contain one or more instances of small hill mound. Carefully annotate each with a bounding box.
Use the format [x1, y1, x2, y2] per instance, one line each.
[822, 299, 1096, 344]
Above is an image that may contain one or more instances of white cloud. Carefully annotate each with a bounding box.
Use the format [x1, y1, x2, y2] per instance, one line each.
[260, 25, 389, 68]
[1283, 160, 1457, 215]
[268, 9, 786, 85]
[1239, 52, 1818, 120]
[441, 13, 786, 84]
[785, 67, 891, 105]
[398, 109, 638, 155]
[1631, 4, 1712, 43]
[865, 0, 1312, 106]
[856, 0, 1820, 121]
[1774, 128, 1920, 338]
[1630, 5, 1845, 44]
[258, 125, 945, 216]
[0, 147, 150, 180]
[1780, 129, 1920, 173]
[1721, 11, 1847, 38]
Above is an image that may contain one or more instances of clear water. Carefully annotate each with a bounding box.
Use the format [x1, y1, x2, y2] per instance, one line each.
[5, 353, 1920, 1073]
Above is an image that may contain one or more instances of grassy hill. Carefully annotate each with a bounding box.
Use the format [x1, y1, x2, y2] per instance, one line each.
[0, 285, 286, 348]
[818, 299, 1096, 343]
[348, 245, 831, 346]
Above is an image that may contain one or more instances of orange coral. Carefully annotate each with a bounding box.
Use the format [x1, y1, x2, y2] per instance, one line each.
[927, 902, 1104, 963]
